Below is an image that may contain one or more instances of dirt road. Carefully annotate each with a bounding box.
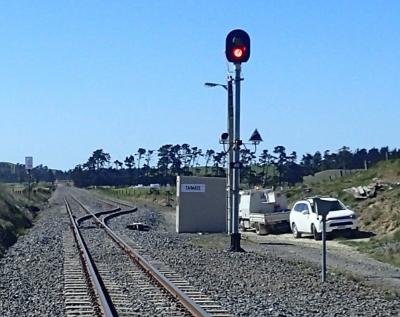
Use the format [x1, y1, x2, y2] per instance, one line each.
[241, 231, 400, 293]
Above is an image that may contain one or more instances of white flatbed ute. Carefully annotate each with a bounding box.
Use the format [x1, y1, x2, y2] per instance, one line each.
[239, 188, 290, 235]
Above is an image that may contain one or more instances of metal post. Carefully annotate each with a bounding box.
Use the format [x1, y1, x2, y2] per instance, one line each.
[27, 170, 31, 201]
[230, 63, 244, 252]
[227, 76, 233, 235]
[322, 217, 327, 282]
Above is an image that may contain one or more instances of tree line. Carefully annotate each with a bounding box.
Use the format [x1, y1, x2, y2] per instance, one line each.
[69, 145, 400, 188]
[0, 163, 66, 184]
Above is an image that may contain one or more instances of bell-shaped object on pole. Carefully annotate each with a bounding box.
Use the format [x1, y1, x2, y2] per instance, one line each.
[249, 129, 263, 145]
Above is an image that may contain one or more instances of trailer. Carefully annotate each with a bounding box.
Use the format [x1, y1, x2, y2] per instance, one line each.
[239, 188, 290, 235]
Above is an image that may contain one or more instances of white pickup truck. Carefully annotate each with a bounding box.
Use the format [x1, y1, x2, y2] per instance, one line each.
[239, 188, 290, 235]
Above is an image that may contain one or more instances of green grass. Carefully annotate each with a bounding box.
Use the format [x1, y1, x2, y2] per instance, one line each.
[0, 183, 52, 257]
[343, 230, 400, 268]
[95, 186, 176, 207]
[303, 169, 365, 184]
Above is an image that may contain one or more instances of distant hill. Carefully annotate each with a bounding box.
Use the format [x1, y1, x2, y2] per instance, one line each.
[303, 169, 364, 184]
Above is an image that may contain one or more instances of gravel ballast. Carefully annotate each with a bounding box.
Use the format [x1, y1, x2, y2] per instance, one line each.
[0, 187, 68, 317]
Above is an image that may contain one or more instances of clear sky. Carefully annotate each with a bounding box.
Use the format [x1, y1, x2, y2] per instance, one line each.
[1, 1, 399, 170]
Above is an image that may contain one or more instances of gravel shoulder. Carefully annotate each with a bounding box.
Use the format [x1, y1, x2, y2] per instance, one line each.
[0, 185, 68, 317]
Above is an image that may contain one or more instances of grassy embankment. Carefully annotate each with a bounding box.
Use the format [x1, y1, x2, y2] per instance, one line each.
[95, 186, 177, 208]
[286, 159, 400, 267]
[0, 183, 53, 257]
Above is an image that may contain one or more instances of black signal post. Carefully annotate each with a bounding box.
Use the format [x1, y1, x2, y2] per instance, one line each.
[225, 29, 250, 252]
[314, 198, 331, 282]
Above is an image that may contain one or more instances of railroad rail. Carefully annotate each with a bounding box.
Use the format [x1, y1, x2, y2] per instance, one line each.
[65, 194, 231, 317]
[64, 198, 118, 317]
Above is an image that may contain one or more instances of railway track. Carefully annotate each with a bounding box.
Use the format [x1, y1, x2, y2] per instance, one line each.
[63, 194, 232, 317]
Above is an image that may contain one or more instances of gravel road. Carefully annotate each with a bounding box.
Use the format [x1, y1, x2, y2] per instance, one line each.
[241, 232, 400, 293]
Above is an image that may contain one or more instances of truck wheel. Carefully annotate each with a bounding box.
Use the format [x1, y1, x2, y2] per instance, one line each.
[239, 219, 250, 232]
[312, 224, 322, 241]
[292, 223, 301, 238]
[347, 228, 358, 238]
[256, 224, 268, 235]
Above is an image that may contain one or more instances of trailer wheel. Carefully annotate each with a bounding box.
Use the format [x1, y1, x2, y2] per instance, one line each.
[292, 223, 301, 238]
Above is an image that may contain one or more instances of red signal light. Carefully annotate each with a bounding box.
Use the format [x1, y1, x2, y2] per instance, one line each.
[233, 48, 243, 58]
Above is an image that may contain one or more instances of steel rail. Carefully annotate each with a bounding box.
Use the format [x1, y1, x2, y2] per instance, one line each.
[64, 198, 119, 317]
[89, 191, 134, 208]
[97, 197, 135, 208]
[103, 208, 138, 225]
[70, 195, 212, 317]
[77, 207, 121, 226]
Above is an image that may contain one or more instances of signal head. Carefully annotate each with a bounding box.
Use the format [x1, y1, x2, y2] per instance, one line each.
[225, 29, 250, 63]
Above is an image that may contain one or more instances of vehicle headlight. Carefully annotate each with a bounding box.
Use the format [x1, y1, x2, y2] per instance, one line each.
[350, 214, 358, 219]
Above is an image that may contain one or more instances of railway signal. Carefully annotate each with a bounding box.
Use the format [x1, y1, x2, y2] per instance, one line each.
[225, 29, 251, 252]
[225, 29, 250, 63]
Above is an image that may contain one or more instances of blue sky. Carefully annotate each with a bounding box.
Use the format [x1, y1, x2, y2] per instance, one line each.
[1, 1, 399, 170]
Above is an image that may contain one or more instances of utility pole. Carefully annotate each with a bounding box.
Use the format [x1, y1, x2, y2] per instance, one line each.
[204, 79, 234, 235]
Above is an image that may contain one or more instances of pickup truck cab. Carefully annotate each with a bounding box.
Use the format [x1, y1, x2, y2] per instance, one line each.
[290, 197, 358, 240]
